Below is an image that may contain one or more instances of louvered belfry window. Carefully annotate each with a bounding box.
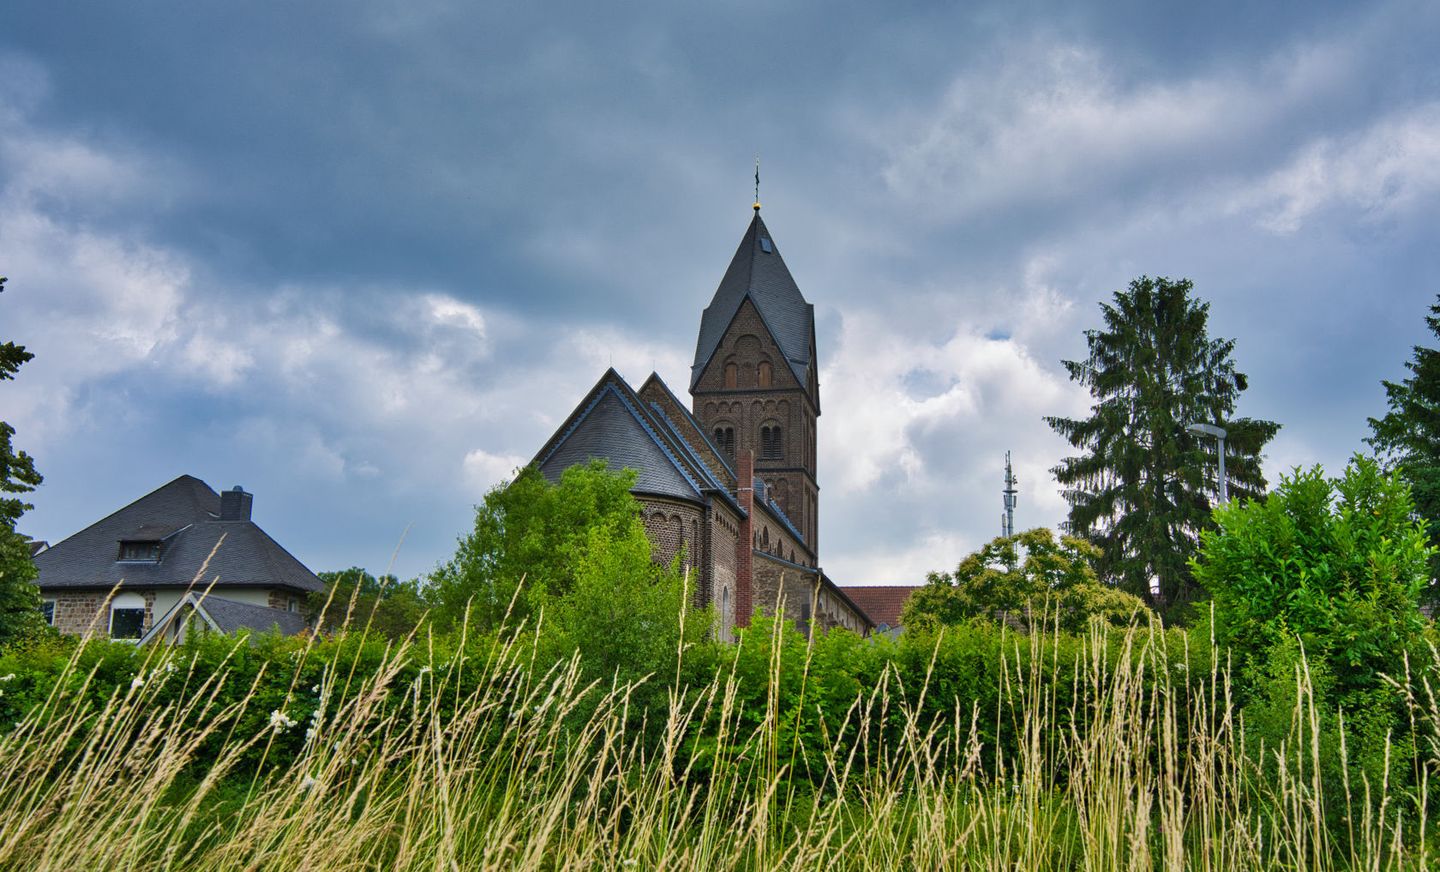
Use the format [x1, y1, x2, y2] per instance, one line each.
[760, 425, 783, 461]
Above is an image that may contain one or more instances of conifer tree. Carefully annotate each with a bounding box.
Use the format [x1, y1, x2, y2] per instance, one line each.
[0, 276, 45, 643]
[1045, 276, 1279, 612]
[1367, 294, 1440, 597]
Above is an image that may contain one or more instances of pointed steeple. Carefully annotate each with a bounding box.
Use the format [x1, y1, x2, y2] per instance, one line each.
[690, 213, 815, 393]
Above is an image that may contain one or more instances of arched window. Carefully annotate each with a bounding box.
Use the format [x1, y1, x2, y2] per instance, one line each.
[761, 527, 770, 548]
[713, 426, 735, 459]
[110, 592, 146, 640]
[757, 361, 773, 388]
[760, 424, 783, 461]
[724, 362, 738, 388]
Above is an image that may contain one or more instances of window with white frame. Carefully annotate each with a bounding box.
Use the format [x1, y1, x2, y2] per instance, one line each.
[109, 592, 146, 640]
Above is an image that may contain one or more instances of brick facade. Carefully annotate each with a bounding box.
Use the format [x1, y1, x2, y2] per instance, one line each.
[692, 298, 820, 555]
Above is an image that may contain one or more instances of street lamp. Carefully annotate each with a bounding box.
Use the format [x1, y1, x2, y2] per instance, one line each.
[1187, 423, 1228, 504]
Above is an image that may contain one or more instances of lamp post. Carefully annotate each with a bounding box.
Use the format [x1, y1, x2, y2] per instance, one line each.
[1187, 423, 1228, 504]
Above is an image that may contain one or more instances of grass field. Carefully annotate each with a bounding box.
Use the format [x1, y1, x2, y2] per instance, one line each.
[0, 614, 1435, 870]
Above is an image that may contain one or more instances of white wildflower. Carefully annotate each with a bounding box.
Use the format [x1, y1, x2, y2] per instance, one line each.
[310, 684, 320, 693]
[299, 774, 317, 791]
[417, 665, 431, 675]
[269, 709, 297, 732]
[0, 673, 15, 682]
[305, 725, 318, 741]
[131, 676, 145, 690]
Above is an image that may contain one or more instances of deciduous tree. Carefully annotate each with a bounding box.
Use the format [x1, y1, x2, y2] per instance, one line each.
[903, 528, 1146, 634]
[1045, 276, 1278, 613]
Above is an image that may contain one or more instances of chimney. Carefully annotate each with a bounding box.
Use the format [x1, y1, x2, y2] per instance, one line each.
[735, 449, 755, 629]
[220, 486, 253, 521]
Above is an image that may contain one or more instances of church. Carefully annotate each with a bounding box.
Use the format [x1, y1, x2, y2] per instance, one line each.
[530, 206, 874, 638]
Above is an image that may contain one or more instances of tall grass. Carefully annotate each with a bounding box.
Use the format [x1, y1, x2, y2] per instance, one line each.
[0, 612, 1434, 870]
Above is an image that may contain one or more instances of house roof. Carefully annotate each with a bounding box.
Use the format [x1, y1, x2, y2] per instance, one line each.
[140, 592, 309, 644]
[34, 475, 324, 593]
[841, 586, 921, 629]
[691, 213, 815, 393]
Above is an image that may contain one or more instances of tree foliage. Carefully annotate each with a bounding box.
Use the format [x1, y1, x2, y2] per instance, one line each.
[1045, 276, 1279, 613]
[429, 460, 644, 630]
[903, 528, 1147, 634]
[1367, 293, 1440, 599]
[1192, 456, 1432, 705]
[0, 276, 45, 646]
[309, 567, 429, 640]
[430, 459, 707, 707]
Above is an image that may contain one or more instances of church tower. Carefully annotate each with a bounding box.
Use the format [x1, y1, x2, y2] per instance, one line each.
[691, 209, 821, 557]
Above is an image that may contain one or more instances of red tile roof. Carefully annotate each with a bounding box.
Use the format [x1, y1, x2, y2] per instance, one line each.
[841, 586, 922, 629]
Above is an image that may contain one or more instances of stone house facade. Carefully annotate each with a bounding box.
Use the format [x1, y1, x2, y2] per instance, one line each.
[32, 476, 324, 641]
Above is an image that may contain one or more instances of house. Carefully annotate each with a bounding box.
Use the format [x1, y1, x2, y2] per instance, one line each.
[530, 206, 874, 637]
[32, 475, 324, 641]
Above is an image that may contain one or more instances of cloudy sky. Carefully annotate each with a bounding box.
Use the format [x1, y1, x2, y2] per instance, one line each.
[3, 0, 1438, 586]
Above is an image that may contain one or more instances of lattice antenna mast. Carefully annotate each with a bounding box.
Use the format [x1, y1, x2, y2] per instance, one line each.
[1001, 451, 1019, 537]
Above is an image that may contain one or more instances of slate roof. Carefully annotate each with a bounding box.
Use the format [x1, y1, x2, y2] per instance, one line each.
[34, 475, 324, 593]
[535, 370, 705, 503]
[691, 213, 815, 393]
[140, 592, 309, 644]
[198, 595, 310, 635]
[840, 586, 921, 629]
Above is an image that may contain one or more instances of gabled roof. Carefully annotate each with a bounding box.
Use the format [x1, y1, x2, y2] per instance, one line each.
[140, 592, 309, 644]
[534, 370, 705, 503]
[34, 475, 324, 593]
[691, 213, 815, 392]
[638, 371, 737, 488]
[840, 586, 921, 629]
[533, 369, 746, 515]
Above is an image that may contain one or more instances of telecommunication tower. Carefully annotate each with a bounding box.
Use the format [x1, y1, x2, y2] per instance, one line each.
[1001, 451, 1018, 537]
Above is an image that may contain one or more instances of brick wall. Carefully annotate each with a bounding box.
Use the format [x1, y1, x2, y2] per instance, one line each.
[638, 496, 707, 577]
[710, 502, 741, 641]
[691, 298, 820, 555]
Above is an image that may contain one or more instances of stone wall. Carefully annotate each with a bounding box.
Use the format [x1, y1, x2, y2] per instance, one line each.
[48, 589, 155, 638]
[750, 554, 870, 638]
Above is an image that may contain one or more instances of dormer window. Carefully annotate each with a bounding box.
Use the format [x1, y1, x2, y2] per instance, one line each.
[118, 540, 161, 562]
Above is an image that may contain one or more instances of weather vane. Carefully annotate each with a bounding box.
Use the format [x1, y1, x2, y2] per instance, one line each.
[753, 156, 761, 211]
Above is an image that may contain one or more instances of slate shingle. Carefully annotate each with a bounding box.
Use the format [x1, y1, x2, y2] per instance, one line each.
[691, 214, 815, 392]
[34, 475, 324, 593]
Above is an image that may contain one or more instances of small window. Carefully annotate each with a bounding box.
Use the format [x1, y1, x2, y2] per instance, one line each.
[760, 425, 783, 461]
[40, 600, 55, 626]
[724, 362, 738, 389]
[110, 593, 146, 640]
[713, 426, 736, 459]
[118, 540, 160, 562]
[758, 361, 773, 388]
[760, 237, 773, 253]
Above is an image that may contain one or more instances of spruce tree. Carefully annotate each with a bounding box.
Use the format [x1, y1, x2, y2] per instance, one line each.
[1045, 276, 1279, 613]
[0, 276, 45, 644]
[1366, 294, 1440, 599]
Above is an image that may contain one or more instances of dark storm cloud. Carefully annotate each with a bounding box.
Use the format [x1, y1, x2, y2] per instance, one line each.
[4, 0, 1439, 582]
